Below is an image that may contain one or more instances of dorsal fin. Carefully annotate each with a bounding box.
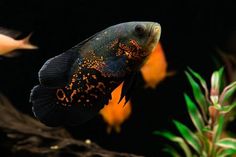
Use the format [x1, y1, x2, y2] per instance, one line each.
[38, 32, 101, 88]
[70, 30, 101, 50]
[38, 49, 79, 87]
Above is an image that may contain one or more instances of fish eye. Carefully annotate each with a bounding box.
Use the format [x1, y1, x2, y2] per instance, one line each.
[135, 24, 145, 36]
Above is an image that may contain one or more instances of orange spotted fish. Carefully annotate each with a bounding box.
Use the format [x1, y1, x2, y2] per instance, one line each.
[141, 42, 172, 88]
[30, 22, 161, 126]
[100, 82, 131, 133]
[0, 28, 38, 57]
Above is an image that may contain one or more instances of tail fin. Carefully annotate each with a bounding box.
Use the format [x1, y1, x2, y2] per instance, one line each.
[30, 85, 64, 126]
[20, 33, 38, 49]
[30, 85, 101, 127]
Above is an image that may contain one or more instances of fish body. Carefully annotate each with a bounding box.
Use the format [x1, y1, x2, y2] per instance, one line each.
[30, 21, 161, 126]
[0, 32, 38, 56]
[0, 34, 21, 53]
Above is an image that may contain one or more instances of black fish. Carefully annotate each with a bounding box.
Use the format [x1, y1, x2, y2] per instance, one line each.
[30, 21, 161, 126]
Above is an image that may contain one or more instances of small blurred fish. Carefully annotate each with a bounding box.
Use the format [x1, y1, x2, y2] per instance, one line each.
[100, 82, 131, 133]
[100, 43, 173, 134]
[30, 21, 161, 127]
[0, 27, 38, 57]
[141, 42, 175, 88]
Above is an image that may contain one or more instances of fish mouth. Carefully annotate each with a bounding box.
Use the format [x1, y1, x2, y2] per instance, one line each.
[146, 23, 161, 53]
[135, 23, 161, 58]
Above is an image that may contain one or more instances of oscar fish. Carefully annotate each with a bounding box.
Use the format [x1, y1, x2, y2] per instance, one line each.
[30, 21, 161, 127]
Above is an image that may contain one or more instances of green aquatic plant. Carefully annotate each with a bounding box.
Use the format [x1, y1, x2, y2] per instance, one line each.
[155, 67, 236, 157]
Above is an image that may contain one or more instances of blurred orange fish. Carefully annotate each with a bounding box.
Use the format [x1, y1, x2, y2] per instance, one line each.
[141, 42, 173, 88]
[100, 82, 131, 133]
[100, 43, 174, 134]
[0, 28, 38, 57]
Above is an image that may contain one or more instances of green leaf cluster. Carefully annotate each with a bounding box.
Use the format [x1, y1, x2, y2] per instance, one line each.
[155, 67, 236, 157]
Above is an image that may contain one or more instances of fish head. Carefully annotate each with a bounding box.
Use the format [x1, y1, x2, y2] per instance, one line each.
[110, 21, 161, 70]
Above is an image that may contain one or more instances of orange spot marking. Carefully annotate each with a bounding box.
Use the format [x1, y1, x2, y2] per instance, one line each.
[109, 39, 119, 49]
[116, 48, 123, 56]
[118, 43, 134, 59]
[119, 43, 130, 51]
[92, 75, 97, 79]
[82, 75, 87, 80]
[72, 78, 76, 82]
[90, 61, 106, 73]
[125, 51, 132, 59]
[73, 74, 78, 77]
[70, 90, 77, 101]
[56, 89, 66, 101]
[129, 39, 141, 49]
[85, 84, 95, 93]
[96, 82, 106, 94]
[69, 83, 73, 90]
[97, 82, 105, 89]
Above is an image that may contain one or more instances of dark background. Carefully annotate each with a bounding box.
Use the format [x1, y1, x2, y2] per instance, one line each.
[0, 0, 235, 156]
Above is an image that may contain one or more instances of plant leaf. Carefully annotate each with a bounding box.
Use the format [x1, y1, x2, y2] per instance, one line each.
[184, 93, 205, 134]
[217, 67, 224, 92]
[210, 71, 220, 104]
[154, 131, 192, 157]
[220, 102, 236, 114]
[213, 115, 224, 143]
[216, 138, 236, 149]
[163, 145, 182, 157]
[173, 120, 202, 154]
[187, 67, 210, 103]
[217, 148, 236, 157]
[211, 71, 220, 93]
[210, 68, 224, 104]
[185, 72, 208, 120]
[201, 135, 210, 157]
[220, 81, 236, 105]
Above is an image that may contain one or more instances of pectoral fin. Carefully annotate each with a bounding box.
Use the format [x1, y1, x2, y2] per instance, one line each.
[118, 72, 137, 105]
